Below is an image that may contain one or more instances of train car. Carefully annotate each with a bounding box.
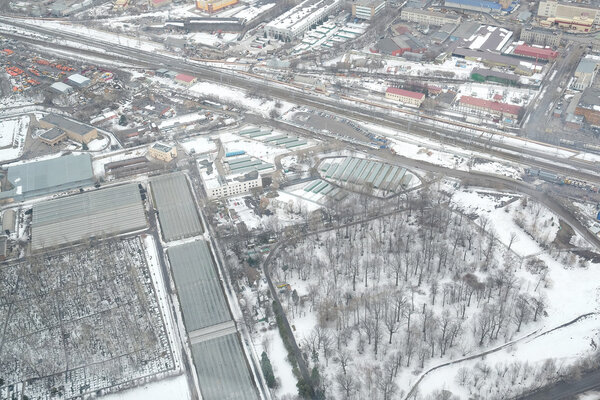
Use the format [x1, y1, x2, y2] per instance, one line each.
[583, 143, 600, 153]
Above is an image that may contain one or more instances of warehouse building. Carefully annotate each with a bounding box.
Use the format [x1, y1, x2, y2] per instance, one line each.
[39, 114, 98, 144]
[39, 128, 67, 146]
[196, 0, 238, 13]
[400, 8, 461, 26]
[149, 172, 204, 242]
[453, 48, 536, 75]
[351, 0, 386, 20]
[385, 87, 425, 106]
[149, 142, 178, 162]
[265, 0, 342, 41]
[31, 183, 147, 251]
[49, 82, 73, 95]
[444, 0, 502, 13]
[513, 43, 558, 60]
[67, 73, 91, 88]
[1, 153, 95, 201]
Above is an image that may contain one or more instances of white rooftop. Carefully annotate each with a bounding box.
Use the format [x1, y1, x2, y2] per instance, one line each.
[50, 82, 72, 92]
[68, 73, 91, 85]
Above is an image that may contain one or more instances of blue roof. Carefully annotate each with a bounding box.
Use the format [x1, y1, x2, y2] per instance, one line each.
[445, 0, 502, 10]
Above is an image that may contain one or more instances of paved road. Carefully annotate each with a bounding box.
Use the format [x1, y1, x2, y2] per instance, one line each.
[519, 369, 600, 400]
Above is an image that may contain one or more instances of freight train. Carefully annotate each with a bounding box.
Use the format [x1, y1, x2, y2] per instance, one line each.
[525, 168, 599, 192]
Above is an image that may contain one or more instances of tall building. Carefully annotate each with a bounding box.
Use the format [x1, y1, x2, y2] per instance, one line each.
[400, 8, 461, 26]
[265, 0, 342, 41]
[196, 0, 238, 13]
[351, 0, 386, 20]
[520, 27, 562, 47]
[537, 0, 599, 32]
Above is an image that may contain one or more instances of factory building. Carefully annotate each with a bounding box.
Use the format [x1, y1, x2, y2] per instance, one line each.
[265, 0, 342, 41]
[385, 87, 425, 107]
[520, 27, 562, 47]
[149, 142, 178, 162]
[351, 0, 386, 20]
[400, 8, 461, 26]
[513, 44, 558, 60]
[31, 183, 147, 251]
[0, 153, 95, 202]
[67, 73, 91, 88]
[39, 114, 98, 144]
[444, 0, 502, 14]
[196, 0, 238, 13]
[49, 82, 73, 95]
[202, 170, 261, 199]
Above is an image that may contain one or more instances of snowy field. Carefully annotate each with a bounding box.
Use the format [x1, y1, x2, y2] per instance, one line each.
[101, 374, 190, 400]
[0, 116, 29, 162]
[179, 135, 217, 154]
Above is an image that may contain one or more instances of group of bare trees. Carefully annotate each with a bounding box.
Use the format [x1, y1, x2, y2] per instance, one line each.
[270, 192, 549, 399]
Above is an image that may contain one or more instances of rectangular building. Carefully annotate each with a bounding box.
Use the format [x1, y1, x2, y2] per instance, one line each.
[202, 170, 261, 199]
[513, 44, 558, 60]
[573, 57, 598, 91]
[385, 87, 425, 106]
[265, 0, 342, 41]
[196, 0, 238, 13]
[575, 88, 600, 126]
[67, 73, 91, 88]
[538, 0, 600, 27]
[39, 128, 67, 146]
[400, 8, 461, 26]
[149, 172, 204, 242]
[459, 95, 522, 119]
[6, 153, 94, 201]
[444, 0, 502, 13]
[175, 73, 198, 86]
[31, 183, 147, 251]
[352, 0, 386, 20]
[520, 27, 562, 47]
[39, 114, 98, 144]
[149, 142, 178, 162]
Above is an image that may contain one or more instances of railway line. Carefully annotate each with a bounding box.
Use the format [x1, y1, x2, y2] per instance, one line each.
[1, 17, 599, 188]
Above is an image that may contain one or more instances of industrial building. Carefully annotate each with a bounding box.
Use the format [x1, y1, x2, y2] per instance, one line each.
[385, 87, 425, 106]
[471, 68, 519, 85]
[575, 88, 600, 126]
[265, 0, 342, 41]
[459, 95, 522, 120]
[351, 0, 386, 20]
[513, 44, 558, 60]
[453, 48, 536, 75]
[202, 169, 262, 199]
[49, 82, 73, 95]
[39, 114, 98, 144]
[375, 34, 426, 56]
[1, 153, 95, 201]
[400, 8, 461, 26]
[444, 0, 502, 13]
[67, 73, 91, 88]
[520, 27, 562, 47]
[149, 142, 178, 162]
[573, 57, 598, 90]
[168, 240, 258, 400]
[196, 0, 238, 13]
[149, 172, 204, 242]
[30, 183, 147, 251]
[39, 128, 68, 146]
[537, 0, 599, 31]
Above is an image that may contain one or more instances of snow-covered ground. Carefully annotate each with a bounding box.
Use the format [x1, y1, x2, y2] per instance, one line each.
[100, 374, 190, 400]
[179, 135, 217, 154]
[0, 116, 29, 162]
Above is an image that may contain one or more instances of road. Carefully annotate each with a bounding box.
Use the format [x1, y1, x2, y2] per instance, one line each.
[519, 369, 600, 400]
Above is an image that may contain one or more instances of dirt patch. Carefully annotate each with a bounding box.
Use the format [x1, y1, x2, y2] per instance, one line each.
[553, 219, 575, 248]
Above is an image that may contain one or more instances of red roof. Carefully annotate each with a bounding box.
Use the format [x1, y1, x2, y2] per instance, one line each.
[514, 44, 558, 60]
[386, 87, 425, 100]
[493, 93, 503, 101]
[459, 96, 521, 116]
[175, 73, 196, 83]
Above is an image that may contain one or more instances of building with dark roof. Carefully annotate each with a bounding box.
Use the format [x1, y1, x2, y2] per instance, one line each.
[39, 114, 98, 144]
[39, 128, 67, 146]
[452, 48, 536, 75]
[1, 154, 95, 201]
[575, 87, 600, 126]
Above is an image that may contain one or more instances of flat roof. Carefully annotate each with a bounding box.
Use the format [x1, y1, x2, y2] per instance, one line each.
[576, 57, 598, 74]
[191, 333, 258, 400]
[152, 142, 174, 152]
[7, 153, 94, 198]
[40, 114, 95, 136]
[402, 7, 461, 21]
[167, 240, 231, 332]
[31, 183, 147, 250]
[149, 172, 204, 242]
[50, 82, 72, 92]
[40, 127, 66, 140]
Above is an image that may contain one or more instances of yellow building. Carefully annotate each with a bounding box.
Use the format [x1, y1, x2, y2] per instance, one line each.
[39, 114, 98, 145]
[149, 142, 178, 162]
[385, 87, 425, 107]
[196, 0, 238, 13]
